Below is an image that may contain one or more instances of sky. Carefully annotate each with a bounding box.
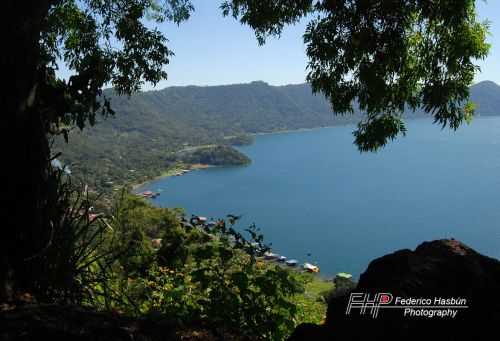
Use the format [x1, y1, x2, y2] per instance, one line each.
[59, 0, 500, 90]
[153, 1, 310, 89]
[474, 0, 500, 85]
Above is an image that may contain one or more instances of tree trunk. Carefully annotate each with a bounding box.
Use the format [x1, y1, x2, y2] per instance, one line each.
[0, 0, 52, 302]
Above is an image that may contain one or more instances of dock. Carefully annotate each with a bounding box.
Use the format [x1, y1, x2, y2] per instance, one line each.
[137, 190, 160, 199]
[252, 245, 321, 274]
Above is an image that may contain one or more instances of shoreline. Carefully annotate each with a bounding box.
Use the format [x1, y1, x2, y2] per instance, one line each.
[132, 124, 343, 192]
[132, 163, 216, 191]
[246, 116, 440, 139]
[131, 125, 340, 191]
[248, 125, 339, 138]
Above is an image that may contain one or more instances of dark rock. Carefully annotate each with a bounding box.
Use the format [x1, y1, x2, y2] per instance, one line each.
[287, 323, 327, 340]
[289, 239, 500, 340]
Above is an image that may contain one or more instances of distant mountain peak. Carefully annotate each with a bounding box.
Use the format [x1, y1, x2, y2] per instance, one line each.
[472, 80, 499, 88]
[250, 80, 269, 85]
[469, 80, 500, 116]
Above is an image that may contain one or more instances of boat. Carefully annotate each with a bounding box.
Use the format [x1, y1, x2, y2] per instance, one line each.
[302, 263, 320, 273]
[277, 256, 287, 262]
[285, 259, 298, 267]
[334, 272, 353, 283]
[263, 252, 278, 260]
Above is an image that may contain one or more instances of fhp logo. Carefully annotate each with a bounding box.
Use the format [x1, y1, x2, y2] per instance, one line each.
[346, 293, 393, 318]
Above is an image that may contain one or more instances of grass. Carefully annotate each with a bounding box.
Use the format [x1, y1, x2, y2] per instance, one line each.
[160, 163, 214, 177]
[306, 276, 335, 295]
[308, 278, 335, 295]
[130, 163, 215, 190]
[295, 273, 334, 297]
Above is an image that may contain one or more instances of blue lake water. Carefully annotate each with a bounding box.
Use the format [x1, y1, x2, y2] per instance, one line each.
[137, 117, 500, 278]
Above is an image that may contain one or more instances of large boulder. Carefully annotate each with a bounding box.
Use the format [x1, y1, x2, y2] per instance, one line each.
[290, 239, 500, 340]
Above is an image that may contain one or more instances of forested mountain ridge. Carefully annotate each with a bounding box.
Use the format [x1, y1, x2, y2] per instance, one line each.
[104, 81, 356, 133]
[103, 80, 500, 134]
[469, 80, 500, 116]
[54, 81, 354, 190]
[54, 80, 500, 191]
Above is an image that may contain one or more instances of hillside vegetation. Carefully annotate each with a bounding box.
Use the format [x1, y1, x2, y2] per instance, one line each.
[183, 146, 251, 166]
[54, 81, 500, 194]
[26, 193, 339, 339]
[54, 81, 349, 190]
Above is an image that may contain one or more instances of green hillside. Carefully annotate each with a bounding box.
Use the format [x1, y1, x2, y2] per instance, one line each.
[103, 81, 357, 133]
[54, 81, 353, 190]
[54, 80, 500, 193]
[469, 81, 500, 116]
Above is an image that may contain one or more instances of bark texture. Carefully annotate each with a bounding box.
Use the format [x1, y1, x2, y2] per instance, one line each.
[0, 0, 52, 302]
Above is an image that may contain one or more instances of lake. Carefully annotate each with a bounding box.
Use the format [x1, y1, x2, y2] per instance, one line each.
[136, 117, 500, 278]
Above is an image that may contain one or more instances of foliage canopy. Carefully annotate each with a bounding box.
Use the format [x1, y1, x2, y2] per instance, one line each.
[40, 0, 194, 140]
[222, 0, 490, 151]
[99, 195, 324, 339]
[42, 1, 489, 151]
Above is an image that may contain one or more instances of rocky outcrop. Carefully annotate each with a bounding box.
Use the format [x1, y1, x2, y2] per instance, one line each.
[290, 239, 500, 340]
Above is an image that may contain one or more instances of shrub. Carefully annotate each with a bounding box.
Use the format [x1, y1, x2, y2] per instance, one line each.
[36, 174, 123, 307]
